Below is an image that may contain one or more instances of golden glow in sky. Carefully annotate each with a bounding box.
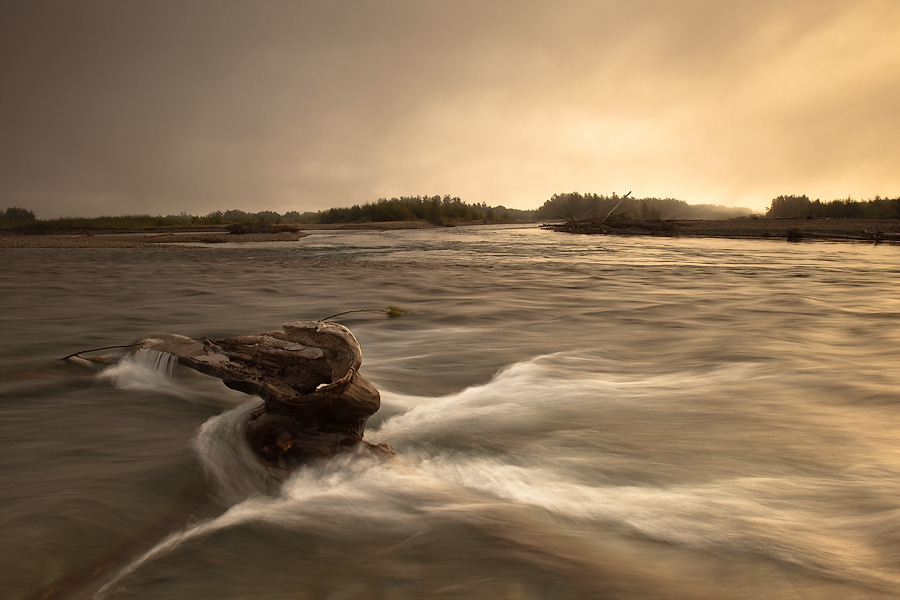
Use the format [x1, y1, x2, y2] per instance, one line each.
[1, 0, 898, 217]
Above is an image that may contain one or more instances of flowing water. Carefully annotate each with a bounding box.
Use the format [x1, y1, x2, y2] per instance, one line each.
[1, 225, 898, 599]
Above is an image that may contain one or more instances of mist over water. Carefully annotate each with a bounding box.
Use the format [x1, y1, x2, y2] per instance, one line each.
[1, 225, 898, 599]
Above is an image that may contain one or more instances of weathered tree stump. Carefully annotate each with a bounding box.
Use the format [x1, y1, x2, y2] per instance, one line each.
[138, 321, 392, 465]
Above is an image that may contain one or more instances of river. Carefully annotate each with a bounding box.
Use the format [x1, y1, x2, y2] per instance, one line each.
[1, 225, 898, 599]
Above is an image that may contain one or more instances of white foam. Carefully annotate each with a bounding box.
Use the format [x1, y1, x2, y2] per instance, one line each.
[192, 401, 272, 504]
[96, 353, 900, 594]
[412, 455, 899, 587]
[96, 349, 180, 392]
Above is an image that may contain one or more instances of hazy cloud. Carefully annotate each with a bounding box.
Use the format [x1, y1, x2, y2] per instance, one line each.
[1, 0, 898, 217]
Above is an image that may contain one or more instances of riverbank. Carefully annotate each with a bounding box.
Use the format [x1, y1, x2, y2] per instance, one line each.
[542, 217, 900, 244]
[3, 218, 900, 248]
[0, 230, 307, 248]
[0, 221, 445, 248]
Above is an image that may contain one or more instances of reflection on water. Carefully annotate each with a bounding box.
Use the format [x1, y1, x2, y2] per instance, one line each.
[1, 226, 898, 599]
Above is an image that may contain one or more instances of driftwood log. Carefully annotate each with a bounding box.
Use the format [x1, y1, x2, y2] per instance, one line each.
[138, 321, 392, 464]
[35, 322, 389, 600]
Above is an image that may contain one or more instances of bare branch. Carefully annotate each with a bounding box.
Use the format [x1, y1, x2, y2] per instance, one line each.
[62, 344, 141, 361]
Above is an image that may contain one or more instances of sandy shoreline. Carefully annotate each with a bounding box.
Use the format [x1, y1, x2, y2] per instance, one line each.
[2, 218, 898, 248]
[0, 230, 308, 248]
[542, 217, 900, 244]
[0, 220, 440, 248]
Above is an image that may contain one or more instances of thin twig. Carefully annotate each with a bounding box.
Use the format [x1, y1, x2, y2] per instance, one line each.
[319, 308, 391, 321]
[62, 343, 141, 361]
[321, 306, 413, 321]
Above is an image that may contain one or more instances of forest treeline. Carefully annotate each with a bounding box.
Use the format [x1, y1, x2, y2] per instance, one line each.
[318, 195, 533, 225]
[766, 195, 900, 219]
[0, 196, 535, 230]
[534, 193, 752, 221]
[6, 192, 899, 231]
[0, 194, 761, 230]
[0, 205, 322, 230]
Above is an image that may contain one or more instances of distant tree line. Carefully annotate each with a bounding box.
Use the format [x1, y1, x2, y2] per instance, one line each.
[193, 209, 312, 225]
[766, 195, 900, 219]
[0, 197, 535, 230]
[0, 207, 322, 231]
[9, 193, 900, 231]
[318, 195, 533, 226]
[534, 193, 752, 221]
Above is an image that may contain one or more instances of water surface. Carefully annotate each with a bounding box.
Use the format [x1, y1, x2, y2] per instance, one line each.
[1, 226, 898, 599]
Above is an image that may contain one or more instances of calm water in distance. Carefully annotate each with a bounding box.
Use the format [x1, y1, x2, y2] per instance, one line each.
[1, 225, 898, 599]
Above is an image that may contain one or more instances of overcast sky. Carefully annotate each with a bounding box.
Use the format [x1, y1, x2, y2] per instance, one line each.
[2, 0, 899, 218]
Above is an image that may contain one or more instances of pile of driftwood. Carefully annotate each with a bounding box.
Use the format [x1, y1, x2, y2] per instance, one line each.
[543, 216, 677, 236]
[541, 191, 676, 236]
[226, 223, 302, 235]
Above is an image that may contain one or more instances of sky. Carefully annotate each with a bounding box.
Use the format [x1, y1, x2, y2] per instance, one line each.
[2, 0, 899, 218]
